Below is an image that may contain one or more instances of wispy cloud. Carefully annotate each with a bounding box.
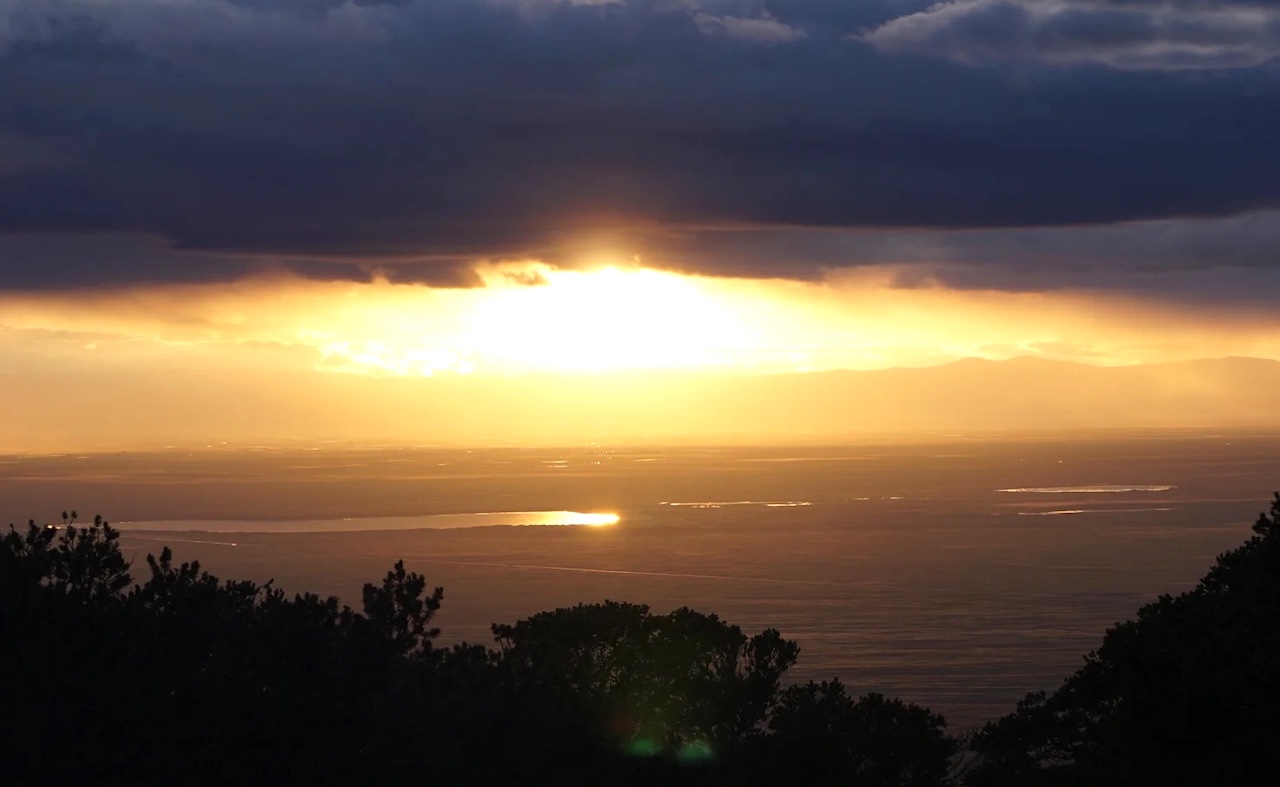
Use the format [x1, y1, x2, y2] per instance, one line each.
[695, 11, 806, 43]
[863, 0, 1280, 70]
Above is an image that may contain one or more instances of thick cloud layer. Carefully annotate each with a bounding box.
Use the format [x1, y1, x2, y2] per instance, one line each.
[1, 0, 1279, 290]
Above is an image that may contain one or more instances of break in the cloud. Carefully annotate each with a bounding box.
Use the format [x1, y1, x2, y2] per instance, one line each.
[0, 0, 1278, 294]
[863, 0, 1280, 71]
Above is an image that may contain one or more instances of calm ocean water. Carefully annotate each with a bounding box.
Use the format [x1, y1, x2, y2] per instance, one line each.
[4, 430, 1278, 727]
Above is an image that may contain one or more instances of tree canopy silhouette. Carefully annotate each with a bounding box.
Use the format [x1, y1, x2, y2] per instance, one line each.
[12, 493, 1280, 785]
[0, 514, 955, 786]
[964, 492, 1280, 787]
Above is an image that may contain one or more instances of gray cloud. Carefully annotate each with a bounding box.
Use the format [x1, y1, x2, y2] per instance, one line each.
[694, 10, 807, 42]
[0, 0, 1278, 294]
[863, 0, 1280, 70]
[8, 209, 1280, 305]
[630, 209, 1280, 297]
[0, 233, 483, 291]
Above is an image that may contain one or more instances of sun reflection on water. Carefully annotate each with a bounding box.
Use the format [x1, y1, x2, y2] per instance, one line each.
[116, 510, 620, 533]
[575, 512, 621, 527]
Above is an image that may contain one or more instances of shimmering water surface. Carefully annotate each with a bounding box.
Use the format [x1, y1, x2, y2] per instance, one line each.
[4, 430, 1277, 727]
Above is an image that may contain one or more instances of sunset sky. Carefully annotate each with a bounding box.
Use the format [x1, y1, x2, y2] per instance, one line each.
[3, 0, 1280, 447]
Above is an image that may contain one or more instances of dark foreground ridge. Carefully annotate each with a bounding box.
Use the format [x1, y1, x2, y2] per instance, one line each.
[3, 495, 1279, 786]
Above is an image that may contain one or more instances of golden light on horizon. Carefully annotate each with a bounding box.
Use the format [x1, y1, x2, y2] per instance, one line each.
[1, 261, 1279, 381]
[4, 260, 1280, 450]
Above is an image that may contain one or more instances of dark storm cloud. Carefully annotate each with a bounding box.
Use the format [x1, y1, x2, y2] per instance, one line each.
[0, 233, 483, 290]
[1, 0, 1279, 292]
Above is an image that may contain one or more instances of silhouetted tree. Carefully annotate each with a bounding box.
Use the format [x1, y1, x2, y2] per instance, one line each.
[759, 680, 955, 786]
[0, 514, 131, 604]
[360, 559, 444, 657]
[966, 492, 1280, 787]
[487, 600, 800, 776]
[2, 511, 959, 787]
[15, 492, 1280, 785]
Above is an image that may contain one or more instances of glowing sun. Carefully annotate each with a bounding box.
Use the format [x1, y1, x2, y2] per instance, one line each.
[463, 266, 749, 373]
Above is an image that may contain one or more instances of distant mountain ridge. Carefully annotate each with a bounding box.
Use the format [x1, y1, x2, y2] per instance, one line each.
[726, 356, 1280, 437]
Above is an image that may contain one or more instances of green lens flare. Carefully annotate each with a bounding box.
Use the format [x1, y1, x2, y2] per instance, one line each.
[625, 737, 662, 757]
[676, 740, 714, 763]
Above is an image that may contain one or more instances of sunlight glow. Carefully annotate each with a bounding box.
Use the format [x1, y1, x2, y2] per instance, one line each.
[3, 260, 1280, 383]
[4, 259, 1280, 449]
[464, 266, 752, 372]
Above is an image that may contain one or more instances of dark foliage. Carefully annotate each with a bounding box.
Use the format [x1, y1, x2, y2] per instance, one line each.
[11, 493, 1278, 786]
[760, 681, 955, 786]
[0, 515, 954, 786]
[965, 492, 1280, 787]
